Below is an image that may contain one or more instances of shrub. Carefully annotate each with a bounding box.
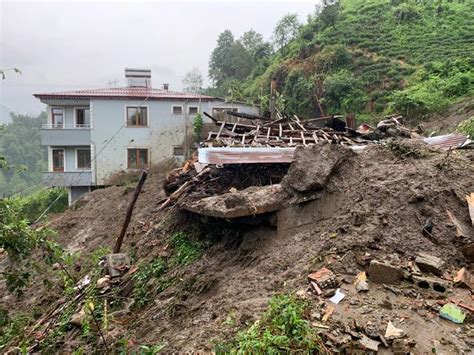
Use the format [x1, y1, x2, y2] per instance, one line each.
[315, 44, 352, 72]
[457, 116, 474, 138]
[218, 294, 323, 354]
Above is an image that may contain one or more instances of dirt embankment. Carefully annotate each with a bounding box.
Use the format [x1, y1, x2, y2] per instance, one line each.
[1, 141, 473, 353]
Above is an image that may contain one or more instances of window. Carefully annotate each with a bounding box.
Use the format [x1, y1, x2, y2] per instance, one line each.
[188, 106, 199, 115]
[51, 108, 64, 128]
[127, 148, 149, 169]
[76, 149, 91, 169]
[52, 149, 64, 172]
[76, 108, 90, 127]
[172, 106, 183, 114]
[126, 106, 148, 127]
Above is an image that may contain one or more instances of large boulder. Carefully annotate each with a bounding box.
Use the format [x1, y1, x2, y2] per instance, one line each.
[282, 144, 352, 192]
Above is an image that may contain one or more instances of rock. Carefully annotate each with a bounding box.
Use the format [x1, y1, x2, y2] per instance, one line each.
[359, 335, 380, 352]
[70, 309, 85, 327]
[415, 252, 445, 276]
[368, 260, 403, 285]
[97, 276, 111, 289]
[354, 271, 369, 292]
[453, 267, 473, 290]
[282, 144, 351, 192]
[385, 321, 404, 340]
[439, 303, 466, 324]
[104, 253, 131, 278]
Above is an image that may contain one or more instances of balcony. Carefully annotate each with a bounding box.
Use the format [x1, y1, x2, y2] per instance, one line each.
[43, 171, 93, 187]
[41, 124, 91, 146]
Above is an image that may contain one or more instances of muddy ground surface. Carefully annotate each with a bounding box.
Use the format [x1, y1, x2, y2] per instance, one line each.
[1, 141, 473, 353]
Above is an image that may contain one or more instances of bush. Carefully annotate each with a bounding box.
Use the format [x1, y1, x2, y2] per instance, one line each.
[315, 44, 352, 72]
[457, 116, 474, 138]
[218, 294, 323, 354]
[323, 69, 368, 113]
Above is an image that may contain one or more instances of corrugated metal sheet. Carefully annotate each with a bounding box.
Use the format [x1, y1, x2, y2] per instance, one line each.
[198, 147, 296, 164]
[423, 133, 471, 150]
[34, 87, 218, 101]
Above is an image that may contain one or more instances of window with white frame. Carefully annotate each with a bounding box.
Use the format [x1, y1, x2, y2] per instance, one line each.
[172, 105, 183, 115]
[51, 108, 64, 128]
[76, 149, 91, 169]
[188, 106, 199, 115]
[75, 108, 90, 127]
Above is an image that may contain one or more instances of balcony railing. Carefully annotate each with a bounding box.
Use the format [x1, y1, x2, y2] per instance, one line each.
[42, 123, 91, 129]
[41, 125, 91, 146]
[43, 171, 93, 187]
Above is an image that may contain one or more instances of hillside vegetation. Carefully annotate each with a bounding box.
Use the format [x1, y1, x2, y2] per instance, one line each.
[208, 0, 474, 123]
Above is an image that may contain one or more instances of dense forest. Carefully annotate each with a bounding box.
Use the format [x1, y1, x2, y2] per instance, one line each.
[206, 0, 474, 125]
[0, 112, 47, 196]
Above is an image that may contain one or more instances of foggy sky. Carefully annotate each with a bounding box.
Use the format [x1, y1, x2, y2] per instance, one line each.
[0, 0, 317, 118]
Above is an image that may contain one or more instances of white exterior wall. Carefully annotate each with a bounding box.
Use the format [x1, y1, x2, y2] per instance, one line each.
[90, 99, 258, 185]
[42, 98, 259, 186]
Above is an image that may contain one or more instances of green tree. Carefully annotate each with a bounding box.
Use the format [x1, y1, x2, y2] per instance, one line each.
[273, 13, 301, 52]
[182, 67, 203, 94]
[209, 30, 237, 87]
[0, 112, 47, 195]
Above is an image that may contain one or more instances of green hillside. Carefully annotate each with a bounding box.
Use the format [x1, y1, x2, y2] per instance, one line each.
[210, 0, 474, 122]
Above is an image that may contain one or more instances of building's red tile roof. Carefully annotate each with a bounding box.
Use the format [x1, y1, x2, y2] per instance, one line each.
[34, 87, 220, 101]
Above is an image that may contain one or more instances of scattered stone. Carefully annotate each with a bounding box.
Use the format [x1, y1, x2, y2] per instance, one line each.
[364, 321, 379, 338]
[385, 321, 405, 340]
[310, 281, 322, 295]
[323, 288, 336, 298]
[379, 334, 389, 348]
[354, 271, 369, 292]
[308, 268, 337, 289]
[104, 253, 131, 277]
[423, 217, 433, 236]
[439, 303, 466, 324]
[70, 309, 85, 327]
[359, 334, 380, 352]
[322, 304, 335, 322]
[383, 284, 401, 295]
[368, 260, 403, 285]
[97, 276, 111, 289]
[453, 267, 473, 290]
[415, 252, 445, 276]
[379, 298, 393, 310]
[466, 192, 474, 226]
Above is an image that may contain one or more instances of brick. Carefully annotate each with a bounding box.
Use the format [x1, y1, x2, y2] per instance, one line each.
[368, 260, 403, 285]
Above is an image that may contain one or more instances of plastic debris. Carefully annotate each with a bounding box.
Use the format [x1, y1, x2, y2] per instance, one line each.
[329, 288, 345, 304]
[439, 303, 466, 324]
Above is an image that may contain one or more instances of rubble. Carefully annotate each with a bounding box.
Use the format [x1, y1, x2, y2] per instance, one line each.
[368, 260, 404, 285]
[308, 268, 337, 289]
[353, 272, 369, 292]
[412, 275, 449, 293]
[384, 321, 405, 340]
[414, 252, 445, 276]
[466, 193, 474, 226]
[453, 268, 473, 290]
[104, 253, 131, 278]
[359, 335, 380, 352]
[329, 289, 345, 304]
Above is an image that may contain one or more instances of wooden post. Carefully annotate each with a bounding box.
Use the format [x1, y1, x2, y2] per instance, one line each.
[113, 170, 148, 253]
[269, 77, 277, 120]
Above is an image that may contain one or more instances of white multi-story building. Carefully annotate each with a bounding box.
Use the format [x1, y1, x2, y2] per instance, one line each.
[35, 68, 258, 203]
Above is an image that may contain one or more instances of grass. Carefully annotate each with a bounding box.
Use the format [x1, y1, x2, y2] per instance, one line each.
[216, 294, 325, 354]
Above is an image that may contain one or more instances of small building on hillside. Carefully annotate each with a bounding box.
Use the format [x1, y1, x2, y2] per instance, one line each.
[34, 68, 258, 203]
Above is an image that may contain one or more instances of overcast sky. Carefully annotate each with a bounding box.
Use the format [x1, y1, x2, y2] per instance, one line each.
[0, 0, 317, 119]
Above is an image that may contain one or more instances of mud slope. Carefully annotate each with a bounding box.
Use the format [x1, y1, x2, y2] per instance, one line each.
[128, 144, 473, 352]
[1, 143, 473, 353]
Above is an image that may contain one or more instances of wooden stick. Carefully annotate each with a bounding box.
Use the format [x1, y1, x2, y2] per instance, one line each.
[113, 170, 147, 253]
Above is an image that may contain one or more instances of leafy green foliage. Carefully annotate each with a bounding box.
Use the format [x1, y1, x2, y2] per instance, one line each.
[218, 294, 323, 354]
[457, 116, 474, 138]
[0, 314, 31, 350]
[272, 13, 301, 51]
[169, 232, 204, 266]
[207, 0, 474, 120]
[193, 113, 204, 142]
[0, 189, 68, 294]
[0, 112, 47, 195]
